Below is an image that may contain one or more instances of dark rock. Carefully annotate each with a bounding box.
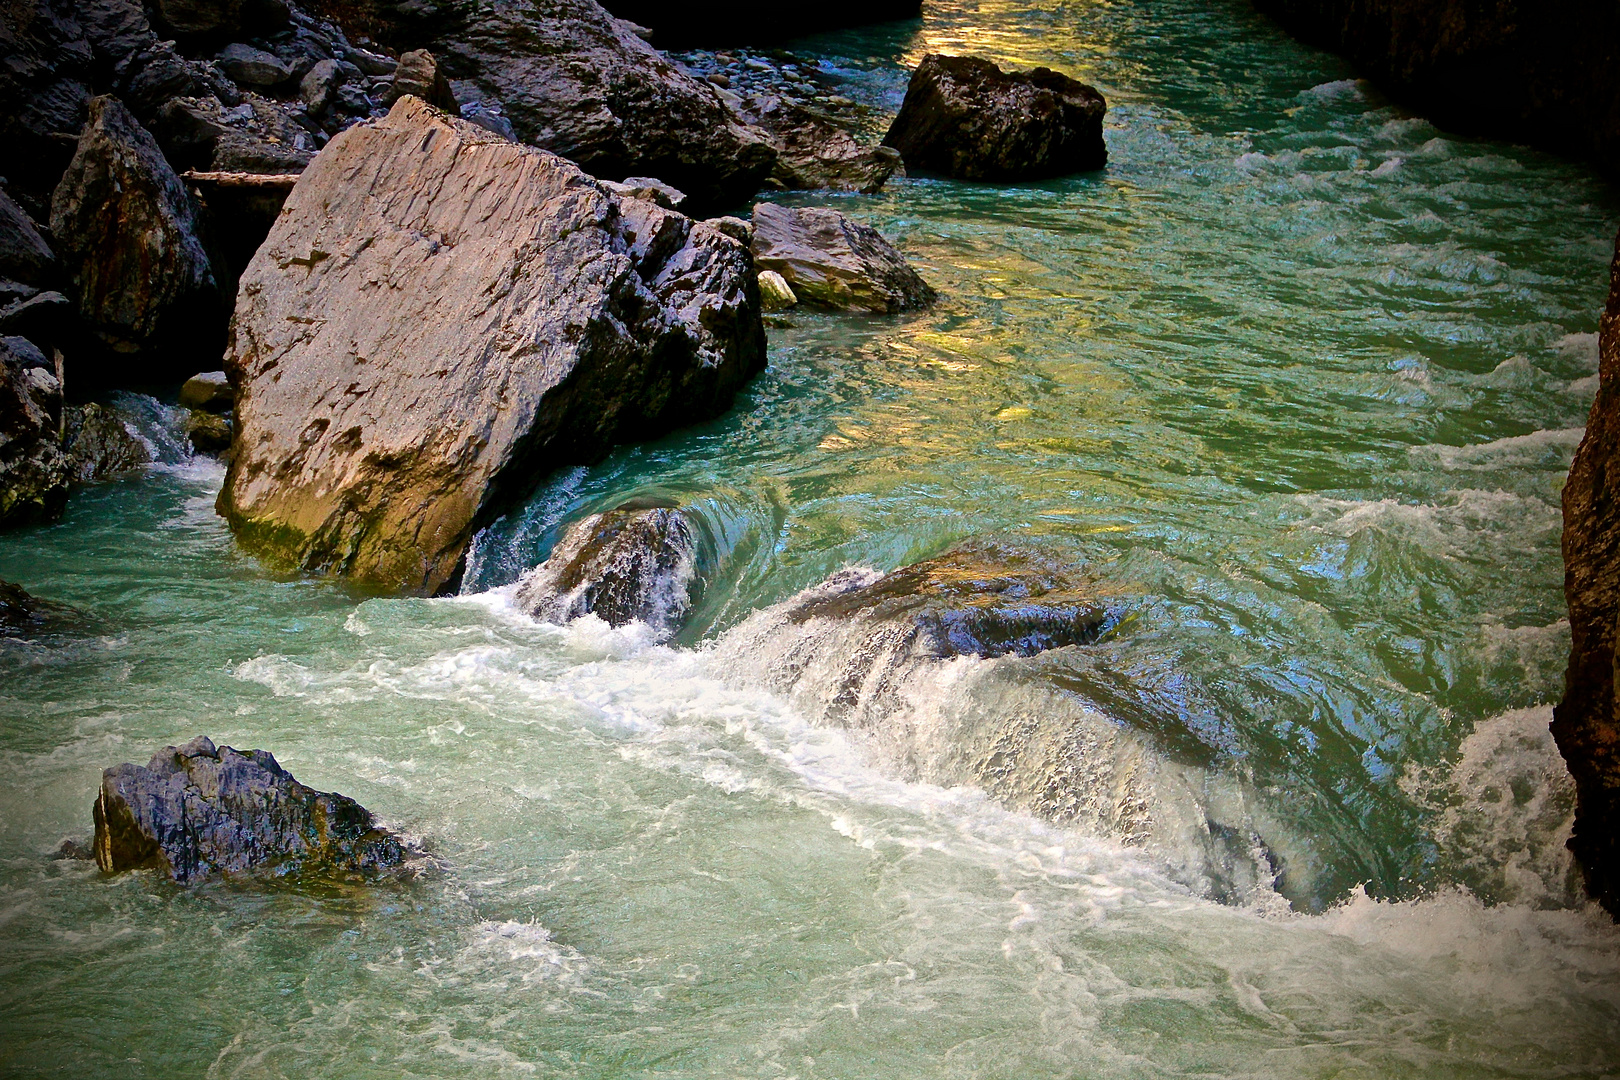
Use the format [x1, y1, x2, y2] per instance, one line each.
[148, 0, 243, 35]
[595, 0, 922, 47]
[62, 402, 150, 481]
[515, 501, 700, 637]
[787, 540, 1119, 660]
[344, 44, 398, 76]
[0, 336, 68, 527]
[49, 96, 224, 378]
[752, 101, 900, 194]
[180, 171, 301, 289]
[187, 409, 232, 453]
[385, 47, 455, 110]
[153, 96, 315, 174]
[881, 54, 1107, 182]
[53, 837, 94, 859]
[0, 579, 55, 635]
[299, 57, 344, 114]
[218, 98, 765, 594]
[179, 369, 234, 411]
[1254, 0, 1620, 178]
[92, 735, 413, 883]
[0, 291, 71, 343]
[429, 0, 776, 214]
[0, 0, 94, 208]
[750, 202, 934, 314]
[1555, 228, 1620, 919]
[217, 42, 293, 86]
[0, 188, 58, 287]
[458, 100, 516, 140]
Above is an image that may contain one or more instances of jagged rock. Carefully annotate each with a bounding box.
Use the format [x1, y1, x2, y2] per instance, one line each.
[0, 335, 68, 527]
[788, 540, 1119, 660]
[186, 408, 232, 453]
[152, 95, 314, 174]
[602, 176, 688, 211]
[1555, 229, 1620, 919]
[459, 99, 517, 140]
[217, 42, 292, 86]
[92, 735, 413, 883]
[0, 188, 58, 287]
[386, 48, 456, 110]
[62, 402, 150, 481]
[596, 0, 922, 46]
[0, 290, 71, 343]
[299, 58, 343, 114]
[750, 202, 934, 314]
[757, 269, 795, 311]
[881, 54, 1107, 181]
[0, 0, 94, 208]
[218, 98, 765, 594]
[430, 0, 776, 214]
[752, 101, 900, 194]
[179, 370, 234, 411]
[1255, 0, 1620, 178]
[50, 96, 223, 378]
[515, 500, 700, 637]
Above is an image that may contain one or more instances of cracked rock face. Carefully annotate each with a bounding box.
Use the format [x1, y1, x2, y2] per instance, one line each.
[219, 97, 765, 594]
[881, 53, 1107, 182]
[92, 735, 412, 883]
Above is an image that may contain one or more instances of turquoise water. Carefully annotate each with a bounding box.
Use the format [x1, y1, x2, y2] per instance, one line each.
[4, 0, 1620, 1074]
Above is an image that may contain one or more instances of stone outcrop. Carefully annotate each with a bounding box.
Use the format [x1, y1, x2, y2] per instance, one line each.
[0, 335, 68, 527]
[386, 48, 457, 110]
[1253, 0, 1620, 177]
[93, 735, 413, 883]
[595, 0, 922, 46]
[62, 402, 150, 482]
[219, 98, 765, 594]
[881, 54, 1107, 182]
[752, 102, 900, 195]
[1555, 230, 1620, 919]
[427, 0, 776, 213]
[50, 96, 223, 378]
[515, 499, 701, 637]
[750, 203, 935, 314]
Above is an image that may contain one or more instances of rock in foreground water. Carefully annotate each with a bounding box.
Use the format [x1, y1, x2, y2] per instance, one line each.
[1555, 229, 1620, 919]
[220, 97, 765, 594]
[515, 500, 701, 638]
[750, 203, 934, 314]
[93, 735, 412, 883]
[882, 54, 1106, 181]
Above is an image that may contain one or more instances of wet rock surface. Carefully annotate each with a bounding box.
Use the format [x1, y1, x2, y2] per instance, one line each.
[1555, 229, 1620, 919]
[49, 95, 223, 378]
[1255, 0, 1620, 178]
[515, 500, 700, 637]
[0, 188, 58, 287]
[882, 53, 1107, 181]
[0, 336, 68, 528]
[750, 202, 934, 314]
[220, 98, 765, 594]
[93, 735, 414, 883]
[62, 402, 151, 482]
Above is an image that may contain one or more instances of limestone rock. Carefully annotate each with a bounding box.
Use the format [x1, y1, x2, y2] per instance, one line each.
[515, 500, 700, 637]
[386, 48, 457, 111]
[50, 96, 223, 377]
[179, 370, 234, 412]
[603, 176, 688, 211]
[1555, 228, 1620, 919]
[218, 98, 765, 594]
[217, 42, 292, 87]
[92, 735, 413, 883]
[0, 336, 69, 528]
[62, 402, 150, 482]
[0, 188, 58, 287]
[754, 102, 900, 194]
[757, 269, 795, 311]
[881, 54, 1107, 181]
[750, 202, 934, 314]
[432, 0, 776, 213]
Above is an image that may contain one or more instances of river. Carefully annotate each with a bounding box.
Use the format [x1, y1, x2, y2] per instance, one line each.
[2, 0, 1618, 1074]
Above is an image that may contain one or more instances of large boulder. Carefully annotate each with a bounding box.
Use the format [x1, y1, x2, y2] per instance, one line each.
[1555, 229, 1620, 919]
[750, 202, 935, 314]
[515, 499, 700, 637]
[429, 0, 776, 213]
[50, 95, 223, 379]
[218, 97, 765, 594]
[62, 402, 150, 482]
[93, 735, 413, 883]
[0, 335, 68, 527]
[1254, 0, 1620, 178]
[881, 54, 1107, 182]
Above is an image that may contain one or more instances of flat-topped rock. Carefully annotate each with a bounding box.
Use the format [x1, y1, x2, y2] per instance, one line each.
[882, 54, 1107, 181]
[219, 97, 765, 594]
[750, 202, 934, 314]
[93, 735, 414, 883]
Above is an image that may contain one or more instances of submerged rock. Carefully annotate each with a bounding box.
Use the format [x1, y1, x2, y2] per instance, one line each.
[881, 54, 1106, 181]
[1, 579, 54, 635]
[219, 98, 765, 594]
[750, 202, 934, 314]
[432, 0, 776, 213]
[50, 95, 223, 378]
[515, 500, 700, 637]
[1555, 229, 1620, 919]
[93, 735, 413, 883]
